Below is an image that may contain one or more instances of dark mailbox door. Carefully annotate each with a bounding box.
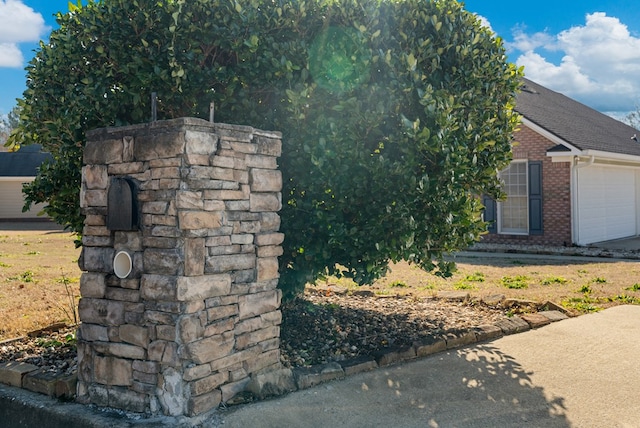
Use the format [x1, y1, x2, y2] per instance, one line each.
[107, 177, 138, 231]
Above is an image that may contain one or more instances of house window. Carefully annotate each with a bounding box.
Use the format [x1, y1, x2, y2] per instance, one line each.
[482, 160, 543, 236]
[499, 161, 528, 234]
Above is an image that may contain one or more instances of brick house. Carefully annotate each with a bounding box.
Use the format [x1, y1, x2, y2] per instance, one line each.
[0, 144, 51, 220]
[483, 78, 640, 246]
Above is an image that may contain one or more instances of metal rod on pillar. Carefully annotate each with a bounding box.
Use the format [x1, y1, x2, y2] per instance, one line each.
[151, 92, 158, 122]
[209, 101, 215, 123]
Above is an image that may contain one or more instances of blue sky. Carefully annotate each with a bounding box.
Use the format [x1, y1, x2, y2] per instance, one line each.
[1, 0, 640, 119]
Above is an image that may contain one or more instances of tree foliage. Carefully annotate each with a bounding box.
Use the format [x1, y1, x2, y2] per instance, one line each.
[9, 0, 522, 298]
[625, 105, 640, 130]
[1, 106, 21, 147]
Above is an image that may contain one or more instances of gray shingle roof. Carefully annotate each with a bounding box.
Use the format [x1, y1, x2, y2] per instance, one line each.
[0, 144, 52, 177]
[515, 78, 640, 157]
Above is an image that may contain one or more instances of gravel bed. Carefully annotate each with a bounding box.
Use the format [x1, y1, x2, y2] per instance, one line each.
[280, 286, 510, 367]
[0, 324, 77, 376]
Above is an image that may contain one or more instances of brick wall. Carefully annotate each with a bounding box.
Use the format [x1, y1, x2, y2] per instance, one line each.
[482, 125, 573, 246]
[77, 118, 283, 417]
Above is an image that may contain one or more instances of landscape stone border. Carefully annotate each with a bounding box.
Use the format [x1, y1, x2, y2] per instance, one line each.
[242, 308, 569, 402]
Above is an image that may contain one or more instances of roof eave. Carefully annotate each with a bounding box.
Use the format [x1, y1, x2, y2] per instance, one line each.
[582, 149, 640, 165]
[521, 117, 582, 153]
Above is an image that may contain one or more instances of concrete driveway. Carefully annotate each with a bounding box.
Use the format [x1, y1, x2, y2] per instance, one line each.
[1, 306, 638, 427]
[222, 305, 640, 428]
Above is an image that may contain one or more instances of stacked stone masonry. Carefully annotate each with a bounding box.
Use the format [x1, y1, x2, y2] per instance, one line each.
[77, 118, 283, 417]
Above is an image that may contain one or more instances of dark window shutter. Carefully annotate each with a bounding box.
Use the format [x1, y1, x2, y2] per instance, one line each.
[528, 161, 543, 235]
[482, 195, 497, 234]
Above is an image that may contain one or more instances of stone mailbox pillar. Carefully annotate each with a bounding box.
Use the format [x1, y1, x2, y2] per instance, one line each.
[77, 118, 284, 417]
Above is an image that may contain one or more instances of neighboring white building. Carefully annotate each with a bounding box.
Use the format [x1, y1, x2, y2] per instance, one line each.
[0, 144, 51, 220]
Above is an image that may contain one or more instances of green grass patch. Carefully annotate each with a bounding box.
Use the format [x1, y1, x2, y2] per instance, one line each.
[56, 276, 80, 284]
[388, 280, 408, 288]
[608, 294, 640, 305]
[454, 281, 476, 290]
[591, 277, 607, 284]
[8, 270, 36, 283]
[562, 297, 602, 313]
[463, 272, 485, 282]
[541, 276, 568, 285]
[579, 285, 592, 294]
[501, 275, 529, 289]
[625, 283, 640, 292]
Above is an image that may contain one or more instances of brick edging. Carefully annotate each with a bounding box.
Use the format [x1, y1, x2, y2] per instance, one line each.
[241, 309, 569, 402]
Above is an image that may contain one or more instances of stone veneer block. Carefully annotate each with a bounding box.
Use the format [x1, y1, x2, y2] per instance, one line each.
[78, 298, 125, 326]
[494, 316, 531, 334]
[520, 313, 552, 328]
[80, 272, 107, 298]
[340, 357, 378, 376]
[176, 274, 231, 301]
[94, 356, 133, 386]
[246, 368, 296, 399]
[83, 138, 123, 164]
[445, 330, 477, 349]
[22, 370, 59, 396]
[413, 339, 446, 358]
[474, 324, 503, 342]
[83, 165, 109, 189]
[179, 211, 222, 229]
[250, 193, 281, 212]
[294, 363, 344, 390]
[185, 332, 235, 365]
[0, 361, 39, 387]
[538, 310, 569, 322]
[238, 290, 280, 320]
[250, 169, 282, 192]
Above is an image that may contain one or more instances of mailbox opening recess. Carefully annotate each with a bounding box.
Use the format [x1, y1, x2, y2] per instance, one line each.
[107, 177, 139, 231]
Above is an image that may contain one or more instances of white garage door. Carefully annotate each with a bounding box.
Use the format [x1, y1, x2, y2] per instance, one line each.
[576, 166, 637, 245]
[0, 179, 46, 219]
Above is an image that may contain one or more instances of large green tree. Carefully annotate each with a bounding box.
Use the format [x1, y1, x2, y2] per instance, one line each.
[8, 0, 521, 297]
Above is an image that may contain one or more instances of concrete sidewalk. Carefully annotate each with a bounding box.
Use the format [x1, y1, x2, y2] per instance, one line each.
[221, 305, 640, 428]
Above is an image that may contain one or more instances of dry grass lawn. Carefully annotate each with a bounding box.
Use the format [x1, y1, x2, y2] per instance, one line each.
[364, 254, 640, 313]
[0, 228, 80, 341]
[1, 227, 639, 341]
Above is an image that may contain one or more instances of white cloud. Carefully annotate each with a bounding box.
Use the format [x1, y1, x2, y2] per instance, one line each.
[474, 14, 493, 34]
[0, 42, 22, 67]
[507, 12, 640, 117]
[507, 26, 556, 53]
[0, 0, 47, 68]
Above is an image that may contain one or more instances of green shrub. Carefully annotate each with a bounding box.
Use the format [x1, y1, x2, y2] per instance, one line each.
[10, 0, 521, 299]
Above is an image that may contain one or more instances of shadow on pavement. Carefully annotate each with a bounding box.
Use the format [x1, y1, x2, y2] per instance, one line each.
[369, 344, 570, 427]
[224, 343, 570, 428]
